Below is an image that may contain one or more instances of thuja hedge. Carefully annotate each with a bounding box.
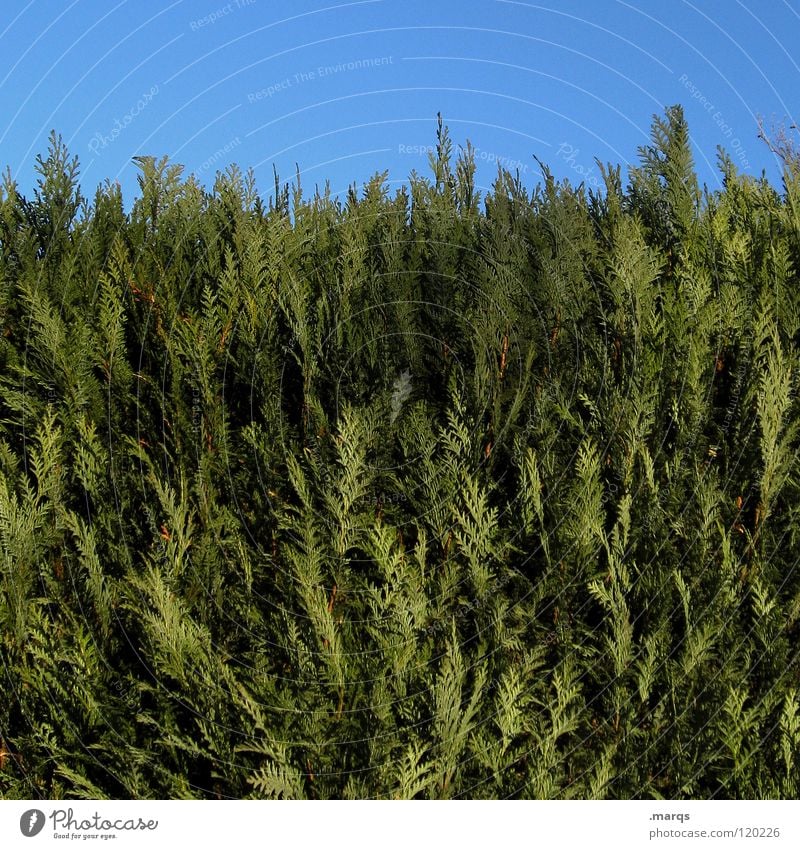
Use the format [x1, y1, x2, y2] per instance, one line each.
[1, 107, 799, 799]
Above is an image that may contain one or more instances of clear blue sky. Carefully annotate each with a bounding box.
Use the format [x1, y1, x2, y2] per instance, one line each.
[1, 0, 798, 207]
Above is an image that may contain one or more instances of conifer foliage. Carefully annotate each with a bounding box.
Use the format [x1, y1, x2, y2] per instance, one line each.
[1, 109, 799, 799]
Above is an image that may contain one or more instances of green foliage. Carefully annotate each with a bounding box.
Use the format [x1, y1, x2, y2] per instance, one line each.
[1, 109, 799, 800]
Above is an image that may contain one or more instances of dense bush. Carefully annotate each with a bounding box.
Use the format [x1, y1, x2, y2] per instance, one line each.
[1, 107, 799, 799]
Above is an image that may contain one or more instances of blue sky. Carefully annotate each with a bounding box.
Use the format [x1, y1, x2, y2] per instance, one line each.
[1, 0, 798, 207]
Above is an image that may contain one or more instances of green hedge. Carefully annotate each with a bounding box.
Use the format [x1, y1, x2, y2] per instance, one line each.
[0, 108, 799, 799]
